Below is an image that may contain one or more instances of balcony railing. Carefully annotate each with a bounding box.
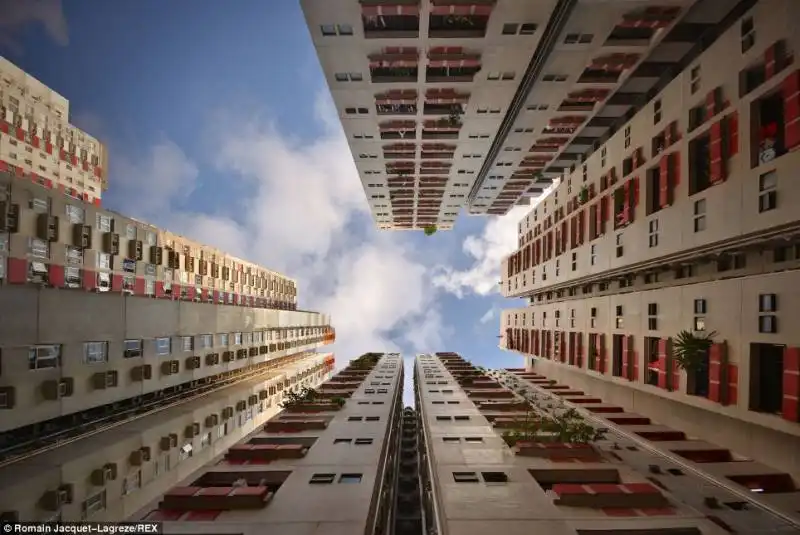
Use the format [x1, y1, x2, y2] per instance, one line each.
[427, 1, 494, 38]
[425, 65, 480, 83]
[362, 1, 420, 38]
[371, 66, 419, 83]
[377, 103, 417, 115]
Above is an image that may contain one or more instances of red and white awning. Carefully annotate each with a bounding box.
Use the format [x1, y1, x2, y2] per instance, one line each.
[369, 55, 419, 69]
[427, 54, 481, 68]
[361, 3, 421, 16]
[375, 90, 418, 105]
[430, 0, 494, 16]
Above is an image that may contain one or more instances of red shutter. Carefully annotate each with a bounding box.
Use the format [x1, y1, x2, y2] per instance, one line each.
[6, 258, 27, 284]
[186, 286, 196, 301]
[782, 347, 800, 422]
[578, 210, 585, 244]
[705, 89, 717, 120]
[632, 176, 640, 206]
[628, 335, 637, 382]
[155, 281, 165, 298]
[576, 333, 583, 368]
[621, 335, 629, 379]
[31, 136, 40, 148]
[782, 70, 800, 150]
[728, 112, 739, 156]
[656, 339, 668, 389]
[45, 142, 53, 154]
[0, 122, 7, 134]
[134, 277, 146, 295]
[111, 275, 123, 292]
[82, 269, 97, 291]
[709, 121, 725, 184]
[672, 151, 681, 186]
[560, 331, 567, 362]
[659, 156, 671, 208]
[48, 265, 65, 288]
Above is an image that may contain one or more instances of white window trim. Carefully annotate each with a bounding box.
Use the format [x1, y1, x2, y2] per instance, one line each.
[83, 341, 108, 364]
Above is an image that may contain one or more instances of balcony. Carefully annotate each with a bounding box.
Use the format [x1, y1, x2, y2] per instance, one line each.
[362, 1, 420, 39]
[383, 142, 417, 159]
[369, 47, 419, 83]
[428, 1, 494, 38]
[376, 89, 418, 115]
[420, 162, 451, 175]
[264, 418, 328, 433]
[422, 118, 461, 140]
[421, 143, 456, 159]
[424, 89, 470, 115]
[426, 47, 481, 82]
[380, 120, 417, 140]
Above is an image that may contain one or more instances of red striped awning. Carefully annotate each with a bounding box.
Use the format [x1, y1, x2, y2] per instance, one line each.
[379, 121, 416, 132]
[428, 54, 482, 68]
[430, 1, 494, 16]
[361, 4, 421, 16]
[369, 54, 419, 69]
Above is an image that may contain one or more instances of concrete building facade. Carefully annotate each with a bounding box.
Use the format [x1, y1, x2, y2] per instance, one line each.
[499, 0, 800, 484]
[0, 352, 336, 523]
[302, 0, 757, 228]
[416, 352, 800, 534]
[0, 57, 108, 206]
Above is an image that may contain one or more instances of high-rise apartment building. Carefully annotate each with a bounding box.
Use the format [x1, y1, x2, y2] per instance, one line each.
[301, 0, 745, 230]
[0, 57, 108, 206]
[0, 352, 336, 522]
[498, 0, 800, 488]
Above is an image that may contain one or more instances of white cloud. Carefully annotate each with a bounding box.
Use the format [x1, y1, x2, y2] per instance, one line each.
[111, 92, 446, 369]
[431, 206, 529, 298]
[478, 307, 496, 324]
[0, 0, 68, 54]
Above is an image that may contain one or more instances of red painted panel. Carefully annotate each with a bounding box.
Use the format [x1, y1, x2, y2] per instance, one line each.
[782, 347, 800, 422]
[782, 71, 800, 150]
[31, 136, 40, 148]
[709, 121, 725, 184]
[59, 149, 67, 161]
[14, 165, 23, 177]
[70, 155, 78, 166]
[672, 151, 681, 187]
[6, 258, 27, 284]
[111, 274, 124, 292]
[233, 293, 240, 305]
[134, 277, 146, 295]
[15, 127, 24, 141]
[621, 335, 629, 379]
[200, 288, 209, 301]
[93, 198, 101, 207]
[659, 156, 671, 208]
[45, 142, 53, 154]
[172, 284, 182, 299]
[213, 290, 220, 302]
[765, 43, 776, 79]
[155, 281, 165, 298]
[0, 161, 7, 172]
[0, 122, 8, 134]
[48, 264, 65, 288]
[82, 269, 97, 290]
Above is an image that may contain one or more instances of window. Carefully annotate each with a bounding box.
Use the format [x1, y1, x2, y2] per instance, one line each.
[648, 218, 659, 248]
[339, 473, 363, 484]
[219, 333, 229, 347]
[365, 416, 380, 421]
[83, 341, 108, 364]
[443, 437, 460, 443]
[464, 437, 483, 443]
[693, 199, 706, 232]
[96, 214, 112, 232]
[181, 336, 193, 352]
[453, 472, 480, 483]
[320, 24, 336, 35]
[563, 33, 593, 44]
[348, 416, 363, 422]
[502, 23, 518, 34]
[690, 64, 701, 94]
[234, 332, 243, 345]
[333, 438, 352, 444]
[66, 204, 84, 224]
[81, 490, 106, 520]
[309, 473, 336, 484]
[28, 237, 49, 259]
[199, 334, 213, 349]
[122, 470, 141, 496]
[97, 252, 111, 269]
[759, 293, 777, 313]
[653, 99, 662, 124]
[741, 17, 755, 53]
[29, 345, 61, 370]
[482, 472, 509, 483]
[542, 74, 568, 82]
[355, 438, 373, 445]
[334, 72, 363, 82]
[758, 171, 777, 212]
[155, 337, 172, 356]
[124, 339, 142, 358]
[453, 415, 469, 421]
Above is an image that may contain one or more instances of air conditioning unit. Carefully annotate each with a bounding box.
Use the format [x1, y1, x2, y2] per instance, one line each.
[185, 424, 197, 438]
[0, 202, 20, 233]
[258, 390, 269, 400]
[129, 449, 143, 466]
[39, 490, 62, 511]
[103, 232, 120, 255]
[90, 468, 107, 487]
[141, 446, 151, 461]
[222, 407, 234, 419]
[236, 400, 247, 412]
[92, 371, 109, 390]
[128, 239, 144, 261]
[248, 395, 258, 406]
[205, 414, 219, 428]
[36, 213, 60, 242]
[131, 364, 152, 381]
[159, 436, 172, 451]
[186, 356, 201, 369]
[205, 353, 220, 365]
[222, 351, 234, 362]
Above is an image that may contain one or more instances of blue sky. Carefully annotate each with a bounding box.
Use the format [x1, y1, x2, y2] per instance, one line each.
[3, 0, 529, 398]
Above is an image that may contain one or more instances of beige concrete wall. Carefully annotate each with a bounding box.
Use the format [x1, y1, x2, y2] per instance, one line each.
[0, 354, 332, 523]
[503, 0, 800, 297]
[0, 285, 332, 432]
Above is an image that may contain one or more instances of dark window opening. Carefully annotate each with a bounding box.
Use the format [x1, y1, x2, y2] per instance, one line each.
[605, 25, 655, 44]
[651, 131, 666, 157]
[749, 343, 783, 414]
[370, 66, 418, 83]
[426, 65, 481, 82]
[751, 92, 786, 168]
[688, 134, 711, 195]
[686, 349, 710, 398]
[363, 14, 420, 37]
[688, 105, 705, 132]
[429, 15, 489, 38]
[645, 165, 662, 215]
[612, 334, 624, 377]
[645, 336, 660, 386]
[577, 68, 620, 84]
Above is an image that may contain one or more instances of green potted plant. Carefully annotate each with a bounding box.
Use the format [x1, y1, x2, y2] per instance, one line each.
[331, 396, 346, 408]
[423, 225, 438, 236]
[672, 330, 717, 371]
